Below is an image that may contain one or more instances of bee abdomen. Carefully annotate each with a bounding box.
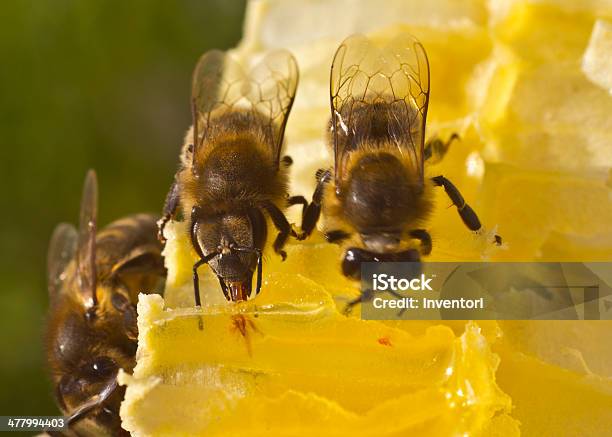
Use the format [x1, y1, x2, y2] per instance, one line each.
[341, 153, 426, 232]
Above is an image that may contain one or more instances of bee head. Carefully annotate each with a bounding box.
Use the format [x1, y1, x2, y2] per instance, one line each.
[46, 287, 136, 433]
[47, 251, 158, 427]
[194, 210, 265, 301]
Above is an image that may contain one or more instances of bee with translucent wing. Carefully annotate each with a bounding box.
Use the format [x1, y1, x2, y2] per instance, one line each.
[297, 33, 501, 289]
[158, 49, 300, 307]
[46, 170, 165, 436]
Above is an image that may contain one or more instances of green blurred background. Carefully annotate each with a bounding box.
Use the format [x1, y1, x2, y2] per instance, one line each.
[0, 0, 245, 419]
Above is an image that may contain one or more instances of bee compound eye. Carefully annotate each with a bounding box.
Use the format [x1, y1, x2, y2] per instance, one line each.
[111, 292, 129, 311]
[87, 356, 117, 380]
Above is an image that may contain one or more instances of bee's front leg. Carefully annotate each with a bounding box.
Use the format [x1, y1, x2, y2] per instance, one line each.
[432, 175, 502, 245]
[158, 178, 181, 243]
[262, 201, 294, 261]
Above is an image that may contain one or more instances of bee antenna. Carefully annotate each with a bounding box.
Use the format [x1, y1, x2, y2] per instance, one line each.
[77, 170, 98, 309]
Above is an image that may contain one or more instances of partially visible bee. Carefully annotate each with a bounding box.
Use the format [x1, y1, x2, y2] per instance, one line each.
[46, 170, 166, 436]
[158, 49, 299, 305]
[298, 33, 501, 280]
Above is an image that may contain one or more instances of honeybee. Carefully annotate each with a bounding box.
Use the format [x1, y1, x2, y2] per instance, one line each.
[298, 33, 501, 279]
[158, 49, 299, 305]
[46, 170, 165, 436]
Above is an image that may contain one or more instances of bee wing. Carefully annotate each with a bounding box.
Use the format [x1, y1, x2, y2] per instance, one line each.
[330, 33, 430, 184]
[47, 223, 78, 298]
[77, 170, 98, 308]
[191, 49, 299, 167]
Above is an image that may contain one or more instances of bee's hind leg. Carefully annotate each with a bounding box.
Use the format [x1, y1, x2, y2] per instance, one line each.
[425, 133, 459, 164]
[262, 201, 295, 261]
[432, 175, 502, 245]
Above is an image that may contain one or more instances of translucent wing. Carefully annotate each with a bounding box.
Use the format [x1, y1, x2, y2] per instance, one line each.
[330, 33, 430, 185]
[191, 49, 299, 167]
[47, 222, 78, 298]
[77, 170, 98, 308]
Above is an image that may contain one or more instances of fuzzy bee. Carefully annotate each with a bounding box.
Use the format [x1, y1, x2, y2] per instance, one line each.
[158, 49, 299, 305]
[46, 170, 165, 436]
[298, 33, 500, 280]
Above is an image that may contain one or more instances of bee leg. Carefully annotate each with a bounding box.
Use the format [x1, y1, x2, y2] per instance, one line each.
[287, 195, 309, 218]
[299, 169, 332, 239]
[425, 133, 459, 164]
[344, 288, 407, 314]
[192, 247, 218, 307]
[192, 258, 208, 307]
[262, 201, 294, 261]
[409, 229, 432, 255]
[432, 175, 482, 231]
[432, 176, 501, 243]
[158, 179, 181, 243]
[344, 288, 375, 315]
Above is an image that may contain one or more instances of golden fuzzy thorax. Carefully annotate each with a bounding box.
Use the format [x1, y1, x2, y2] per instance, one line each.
[177, 122, 289, 220]
[323, 144, 434, 246]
